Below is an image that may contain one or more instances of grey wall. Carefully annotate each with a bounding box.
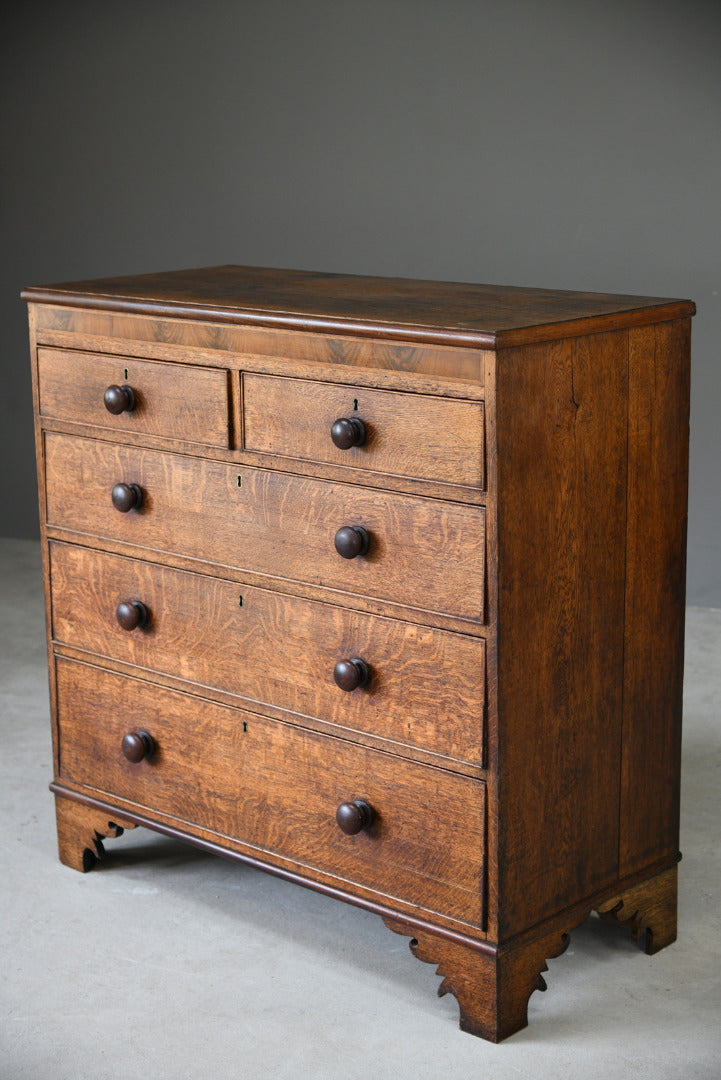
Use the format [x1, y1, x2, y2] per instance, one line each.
[2, 0, 719, 604]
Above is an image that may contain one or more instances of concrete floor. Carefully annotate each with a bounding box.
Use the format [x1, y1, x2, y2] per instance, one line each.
[1, 537, 719, 1079]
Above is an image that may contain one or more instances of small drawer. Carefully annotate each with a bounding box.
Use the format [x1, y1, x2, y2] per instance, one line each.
[37, 347, 230, 447]
[45, 433, 485, 623]
[49, 543, 485, 766]
[243, 374, 484, 488]
[55, 658, 486, 924]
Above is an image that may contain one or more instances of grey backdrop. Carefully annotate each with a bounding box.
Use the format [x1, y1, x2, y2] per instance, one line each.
[2, 0, 719, 604]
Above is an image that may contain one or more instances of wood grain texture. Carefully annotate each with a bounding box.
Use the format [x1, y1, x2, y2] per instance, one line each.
[44, 432, 485, 622]
[243, 373, 484, 488]
[23, 265, 695, 348]
[55, 658, 486, 923]
[49, 542, 486, 765]
[38, 347, 231, 447]
[619, 320, 691, 876]
[494, 330, 629, 938]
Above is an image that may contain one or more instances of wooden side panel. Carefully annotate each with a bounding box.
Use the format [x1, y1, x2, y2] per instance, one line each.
[27, 309, 64, 781]
[619, 319, 690, 875]
[243, 374, 484, 488]
[495, 330, 629, 938]
[55, 658, 486, 924]
[479, 349, 501, 939]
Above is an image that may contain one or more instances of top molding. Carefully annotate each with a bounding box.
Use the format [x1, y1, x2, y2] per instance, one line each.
[22, 264, 696, 349]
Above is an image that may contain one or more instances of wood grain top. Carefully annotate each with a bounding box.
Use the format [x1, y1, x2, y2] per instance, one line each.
[22, 265, 695, 347]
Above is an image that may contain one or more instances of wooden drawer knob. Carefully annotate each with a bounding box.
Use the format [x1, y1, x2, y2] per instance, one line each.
[111, 482, 144, 513]
[334, 525, 370, 559]
[121, 730, 155, 763]
[334, 658, 370, 692]
[331, 416, 366, 449]
[103, 384, 136, 414]
[336, 799, 374, 835]
[116, 600, 149, 631]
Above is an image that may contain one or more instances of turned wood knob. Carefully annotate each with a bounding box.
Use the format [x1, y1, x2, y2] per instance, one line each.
[334, 658, 370, 692]
[336, 799, 374, 835]
[331, 416, 366, 449]
[111, 482, 143, 512]
[116, 600, 149, 631]
[334, 525, 370, 559]
[121, 730, 155, 763]
[103, 384, 136, 414]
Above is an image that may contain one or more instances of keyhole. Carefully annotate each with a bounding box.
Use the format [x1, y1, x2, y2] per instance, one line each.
[353, 399, 359, 411]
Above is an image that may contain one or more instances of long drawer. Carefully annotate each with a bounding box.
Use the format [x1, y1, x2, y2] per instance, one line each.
[44, 432, 485, 622]
[55, 658, 486, 924]
[49, 542, 484, 765]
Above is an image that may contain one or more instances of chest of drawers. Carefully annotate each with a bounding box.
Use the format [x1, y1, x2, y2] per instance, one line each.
[24, 266, 694, 1041]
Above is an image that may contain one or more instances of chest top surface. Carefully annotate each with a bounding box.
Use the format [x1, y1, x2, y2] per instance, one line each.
[22, 264, 695, 348]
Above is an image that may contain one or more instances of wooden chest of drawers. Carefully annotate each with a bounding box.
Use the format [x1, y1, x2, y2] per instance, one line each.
[24, 266, 694, 1041]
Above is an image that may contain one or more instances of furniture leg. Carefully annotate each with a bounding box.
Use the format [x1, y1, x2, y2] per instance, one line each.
[54, 794, 136, 873]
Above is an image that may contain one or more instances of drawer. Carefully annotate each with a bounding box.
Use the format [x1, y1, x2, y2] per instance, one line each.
[55, 658, 486, 923]
[45, 433, 485, 622]
[37, 348, 231, 447]
[49, 543, 485, 766]
[243, 374, 484, 488]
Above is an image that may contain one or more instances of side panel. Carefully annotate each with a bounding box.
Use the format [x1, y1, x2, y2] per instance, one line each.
[495, 330, 629, 938]
[619, 319, 690, 874]
[26, 306, 61, 776]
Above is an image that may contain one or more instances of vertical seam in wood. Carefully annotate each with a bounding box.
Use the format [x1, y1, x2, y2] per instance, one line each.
[225, 368, 235, 449]
[618, 328, 631, 876]
[46, 537, 62, 779]
[51, 651, 61, 779]
[229, 368, 243, 450]
[482, 643, 488, 771]
[481, 401, 487, 493]
[481, 791, 488, 931]
[237, 368, 245, 450]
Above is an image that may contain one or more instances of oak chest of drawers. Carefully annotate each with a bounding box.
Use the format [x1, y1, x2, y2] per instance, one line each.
[24, 266, 694, 1041]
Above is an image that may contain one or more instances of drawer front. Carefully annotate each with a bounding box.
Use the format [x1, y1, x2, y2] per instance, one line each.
[56, 658, 486, 923]
[50, 543, 485, 766]
[243, 374, 484, 488]
[37, 348, 231, 447]
[45, 433, 485, 622]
